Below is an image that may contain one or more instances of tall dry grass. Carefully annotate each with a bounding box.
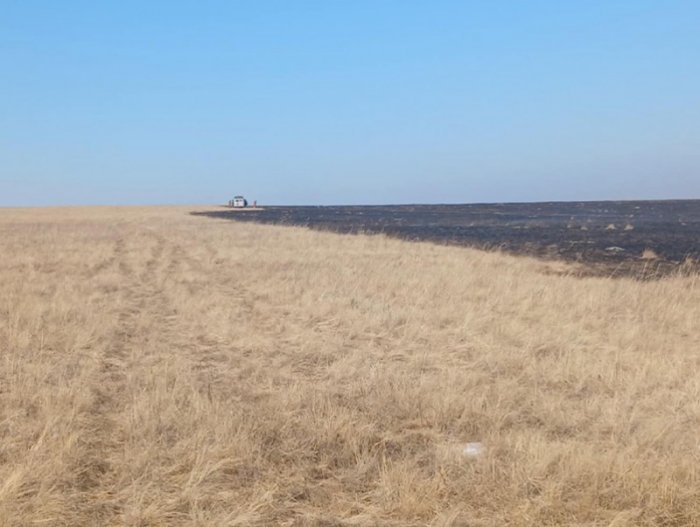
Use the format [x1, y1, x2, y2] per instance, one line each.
[0, 206, 698, 526]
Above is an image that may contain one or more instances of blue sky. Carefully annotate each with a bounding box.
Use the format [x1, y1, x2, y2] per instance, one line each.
[1, 1, 699, 206]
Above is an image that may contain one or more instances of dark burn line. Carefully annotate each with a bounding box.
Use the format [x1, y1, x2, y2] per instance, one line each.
[193, 200, 700, 277]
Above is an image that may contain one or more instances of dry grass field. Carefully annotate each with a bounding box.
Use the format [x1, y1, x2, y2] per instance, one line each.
[1, 206, 699, 526]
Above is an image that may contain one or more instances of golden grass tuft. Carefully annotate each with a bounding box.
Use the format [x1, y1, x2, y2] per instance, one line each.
[641, 248, 660, 260]
[0, 206, 699, 526]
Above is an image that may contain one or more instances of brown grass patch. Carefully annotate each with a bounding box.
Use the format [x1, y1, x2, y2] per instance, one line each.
[0, 206, 699, 526]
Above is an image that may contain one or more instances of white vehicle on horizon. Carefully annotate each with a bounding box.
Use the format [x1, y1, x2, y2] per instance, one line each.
[229, 196, 248, 208]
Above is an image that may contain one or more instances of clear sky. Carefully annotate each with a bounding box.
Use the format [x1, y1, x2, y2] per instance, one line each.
[2, 1, 699, 206]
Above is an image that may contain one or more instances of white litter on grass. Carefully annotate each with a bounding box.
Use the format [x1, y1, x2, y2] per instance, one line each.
[462, 442, 485, 457]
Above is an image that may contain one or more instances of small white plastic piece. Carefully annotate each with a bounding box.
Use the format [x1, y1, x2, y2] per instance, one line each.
[463, 442, 484, 457]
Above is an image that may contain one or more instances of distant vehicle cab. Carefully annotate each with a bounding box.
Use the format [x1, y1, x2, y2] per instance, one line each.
[229, 196, 248, 208]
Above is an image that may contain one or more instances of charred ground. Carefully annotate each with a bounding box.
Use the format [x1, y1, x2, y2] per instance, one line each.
[194, 200, 700, 276]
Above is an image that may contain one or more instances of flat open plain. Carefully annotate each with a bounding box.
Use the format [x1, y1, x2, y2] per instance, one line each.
[1, 206, 699, 526]
[197, 200, 700, 277]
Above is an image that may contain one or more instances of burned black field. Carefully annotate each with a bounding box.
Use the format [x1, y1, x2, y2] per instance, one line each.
[196, 200, 700, 276]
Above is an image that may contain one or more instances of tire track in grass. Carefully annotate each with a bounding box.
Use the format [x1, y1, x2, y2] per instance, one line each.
[72, 229, 175, 522]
